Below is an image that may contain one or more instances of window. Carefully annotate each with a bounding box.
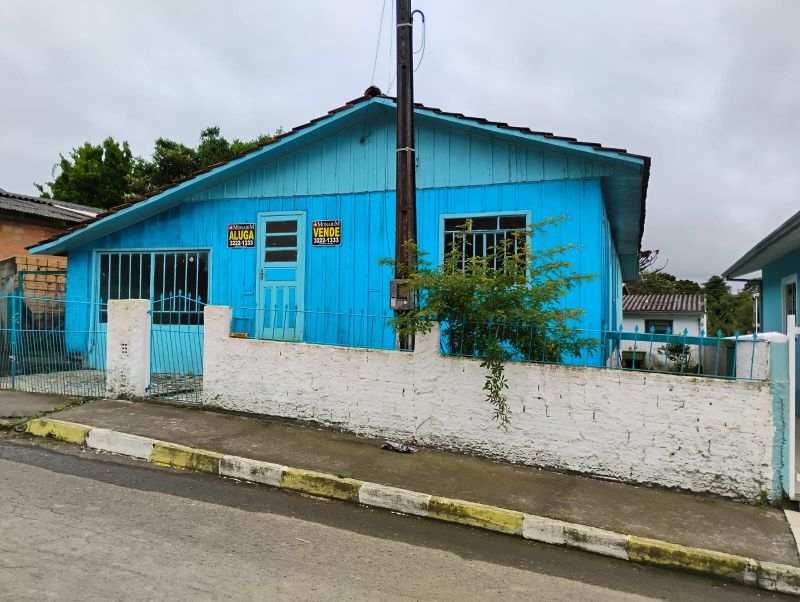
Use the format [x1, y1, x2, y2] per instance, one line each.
[782, 275, 797, 333]
[264, 220, 298, 262]
[443, 214, 527, 270]
[644, 319, 673, 335]
[97, 250, 209, 324]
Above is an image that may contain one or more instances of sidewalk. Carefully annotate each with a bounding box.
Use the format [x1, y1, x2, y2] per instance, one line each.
[0, 390, 75, 420]
[36, 397, 799, 569]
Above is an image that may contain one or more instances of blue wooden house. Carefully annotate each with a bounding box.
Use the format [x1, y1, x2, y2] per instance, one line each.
[725, 212, 800, 334]
[30, 88, 650, 366]
[725, 209, 800, 500]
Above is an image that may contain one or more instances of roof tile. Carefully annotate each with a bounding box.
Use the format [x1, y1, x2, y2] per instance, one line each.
[622, 293, 706, 314]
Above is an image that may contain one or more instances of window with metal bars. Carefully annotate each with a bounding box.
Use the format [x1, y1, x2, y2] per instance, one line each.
[97, 250, 209, 324]
[443, 214, 527, 270]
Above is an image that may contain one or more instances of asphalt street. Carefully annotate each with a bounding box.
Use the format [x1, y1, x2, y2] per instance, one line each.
[0, 436, 792, 601]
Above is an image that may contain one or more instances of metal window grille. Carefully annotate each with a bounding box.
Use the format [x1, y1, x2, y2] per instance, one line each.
[443, 214, 527, 270]
[97, 250, 209, 324]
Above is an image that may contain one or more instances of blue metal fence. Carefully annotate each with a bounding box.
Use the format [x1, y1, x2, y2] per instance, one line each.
[439, 321, 763, 380]
[229, 306, 397, 350]
[0, 294, 107, 397]
[147, 294, 204, 403]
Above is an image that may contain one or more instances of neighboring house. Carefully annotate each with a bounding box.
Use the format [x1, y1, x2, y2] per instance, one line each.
[724, 210, 800, 334]
[29, 88, 650, 366]
[725, 210, 800, 500]
[620, 293, 707, 369]
[0, 188, 98, 295]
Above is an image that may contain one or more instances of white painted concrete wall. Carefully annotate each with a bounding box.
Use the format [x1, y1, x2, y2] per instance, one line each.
[622, 313, 705, 337]
[106, 299, 151, 398]
[203, 305, 778, 500]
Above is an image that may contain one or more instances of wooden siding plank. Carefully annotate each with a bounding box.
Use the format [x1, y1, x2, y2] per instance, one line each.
[491, 140, 511, 184]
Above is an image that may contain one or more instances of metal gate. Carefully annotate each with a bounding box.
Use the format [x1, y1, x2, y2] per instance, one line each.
[0, 293, 107, 397]
[147, 294, 204, 403]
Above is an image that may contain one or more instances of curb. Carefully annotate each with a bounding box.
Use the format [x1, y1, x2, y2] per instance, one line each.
[25, 417, 800, 596]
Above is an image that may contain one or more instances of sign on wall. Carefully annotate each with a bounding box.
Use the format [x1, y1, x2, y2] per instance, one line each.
[312, 220, 341, 246]
[227, 223, 255, 248]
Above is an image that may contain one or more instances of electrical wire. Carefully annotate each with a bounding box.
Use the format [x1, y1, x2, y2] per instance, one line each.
[412, 10, 425, 72]
[387, 0, 395, 94]
[370, 0, 387, 86]
[388, 9, 426, 93]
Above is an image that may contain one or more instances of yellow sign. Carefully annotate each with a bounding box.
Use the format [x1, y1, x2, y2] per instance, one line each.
[312, 220, 341, 246]
[228, 223, 255, 248]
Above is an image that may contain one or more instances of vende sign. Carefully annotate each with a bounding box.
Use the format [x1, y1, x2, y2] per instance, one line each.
[312, 220, 341, 246]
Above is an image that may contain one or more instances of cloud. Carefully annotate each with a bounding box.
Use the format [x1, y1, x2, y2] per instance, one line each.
[1, 0, 797, 281]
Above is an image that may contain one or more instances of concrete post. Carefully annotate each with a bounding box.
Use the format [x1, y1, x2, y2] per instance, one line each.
[202, 306, 232, 405]
[106, 299, 151, 398]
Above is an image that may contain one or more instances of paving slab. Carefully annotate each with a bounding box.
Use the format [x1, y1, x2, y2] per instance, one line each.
[0, 390, 73, 418]
[55, 398, 800, 566]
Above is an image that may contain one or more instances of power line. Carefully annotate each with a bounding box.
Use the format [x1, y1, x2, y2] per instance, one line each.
[387, 0, 395, 93]
[370, 0, 387, 86]
[413, 10, 425, 72]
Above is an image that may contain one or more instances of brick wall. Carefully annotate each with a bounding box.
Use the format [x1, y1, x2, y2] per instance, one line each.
[0, 217, 63, 261]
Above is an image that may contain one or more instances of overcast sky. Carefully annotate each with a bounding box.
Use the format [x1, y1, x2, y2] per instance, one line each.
[1, 0, 798, 281]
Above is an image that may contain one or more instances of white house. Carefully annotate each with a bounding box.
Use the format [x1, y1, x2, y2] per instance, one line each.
[620, 293, 707, 369]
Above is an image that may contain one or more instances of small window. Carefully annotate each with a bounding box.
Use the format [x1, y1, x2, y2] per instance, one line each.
[782, 276, 797, 333]
[443, 214, 527, 270]
[644, 319, 673, 335]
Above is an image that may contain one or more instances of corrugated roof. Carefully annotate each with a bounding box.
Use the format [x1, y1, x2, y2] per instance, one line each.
[622, 293, 706, 314]
[0, 189, 98, 224]
[30, 87, 650, 253]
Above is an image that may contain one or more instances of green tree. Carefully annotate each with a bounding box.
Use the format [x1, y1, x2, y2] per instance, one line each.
[197, 126, 232, 166]
[35, 137, 133, 209]
[37, 127, 277, 205]
[626, 269, 701, 295]
[385, 216, 594, 426]
[702, 275, 756, 335]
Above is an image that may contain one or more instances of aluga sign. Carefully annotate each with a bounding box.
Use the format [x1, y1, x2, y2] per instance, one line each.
[228, 223, 256, 248]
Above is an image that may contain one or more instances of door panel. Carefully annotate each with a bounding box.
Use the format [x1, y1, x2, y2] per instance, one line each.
[257, 213, 305, 341]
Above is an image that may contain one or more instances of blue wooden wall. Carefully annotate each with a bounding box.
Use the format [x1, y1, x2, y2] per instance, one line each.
[190, 113, 638, 201]
[762, 249, 800, 332]
[66, 179, 616, 352]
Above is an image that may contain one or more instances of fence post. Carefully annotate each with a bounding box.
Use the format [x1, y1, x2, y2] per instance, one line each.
[106, 299, 151, 398]
[9, 294, 17, 389]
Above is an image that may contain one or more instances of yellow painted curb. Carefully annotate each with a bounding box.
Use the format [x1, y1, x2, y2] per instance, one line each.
[628, 535, 757, 583]
[428, 496, 524, 535]
[281, 467, 363, 502]
[149, 441, 222, 473]
[26, 418, 90, 445]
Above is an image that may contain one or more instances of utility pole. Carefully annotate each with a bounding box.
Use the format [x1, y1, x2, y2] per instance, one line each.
[393, 0, 418, 350]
